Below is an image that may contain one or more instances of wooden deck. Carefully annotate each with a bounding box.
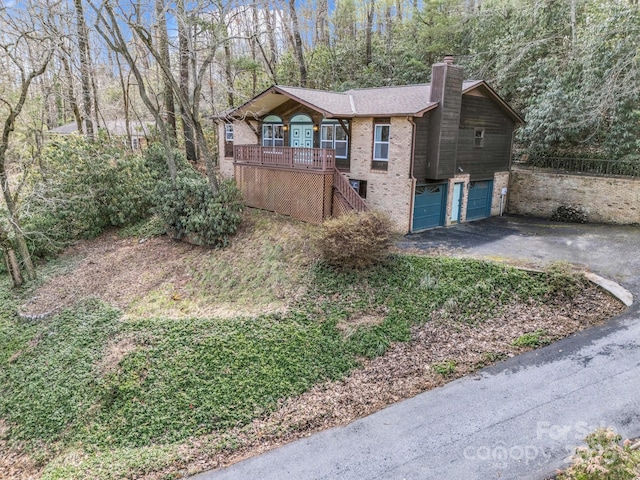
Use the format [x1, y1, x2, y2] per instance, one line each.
[233, 145, 335, 171]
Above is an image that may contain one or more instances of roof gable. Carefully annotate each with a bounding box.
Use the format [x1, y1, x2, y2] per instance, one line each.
[462, 81, 524, 124]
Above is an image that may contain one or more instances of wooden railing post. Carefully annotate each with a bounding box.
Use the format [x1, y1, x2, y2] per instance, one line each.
[233, 145, 337, 172]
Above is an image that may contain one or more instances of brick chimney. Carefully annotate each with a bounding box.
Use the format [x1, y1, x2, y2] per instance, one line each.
[426, 56, 464, 179]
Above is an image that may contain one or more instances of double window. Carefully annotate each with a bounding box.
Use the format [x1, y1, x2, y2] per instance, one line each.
[262, 115, 284, 147]
[320, 122, 348, 159]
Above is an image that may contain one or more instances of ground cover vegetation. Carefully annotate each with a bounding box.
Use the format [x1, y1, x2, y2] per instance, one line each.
[0, 0, 637, 478]
[0, 211, 625, 479]
[3, 0, 640, 282]
[558, 428, 640, 480]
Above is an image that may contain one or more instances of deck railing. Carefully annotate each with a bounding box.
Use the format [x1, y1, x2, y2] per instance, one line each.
[234, 145, 335, 171]
[333, 167, 369, 212]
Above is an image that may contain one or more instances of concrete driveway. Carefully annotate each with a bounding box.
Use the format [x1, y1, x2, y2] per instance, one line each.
[192, 216, 640, 480]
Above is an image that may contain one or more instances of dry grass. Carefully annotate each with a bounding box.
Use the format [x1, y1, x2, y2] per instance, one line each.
[0, 421, 40, 480]
[19, 209, 320, 320]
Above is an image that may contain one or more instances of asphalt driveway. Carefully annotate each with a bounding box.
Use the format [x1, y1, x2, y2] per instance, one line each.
[192, 215, 640, 480]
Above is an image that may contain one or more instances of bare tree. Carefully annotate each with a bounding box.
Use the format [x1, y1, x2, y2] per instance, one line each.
[91, 0, 178, 182]
[0, 2, 55, 285]
[288, 0, 307, 86]
[264, 0, 279, 78]
[74, 0, 95, 139]
[59, 51, 83, 132]
[178, 0, 198, 162]
[156, 0, 177, 140]
[315, 0, 329, 47]
[91, 0, 224, 194]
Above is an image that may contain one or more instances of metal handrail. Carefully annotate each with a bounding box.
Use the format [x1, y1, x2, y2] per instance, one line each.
[513, 154, 640, 177]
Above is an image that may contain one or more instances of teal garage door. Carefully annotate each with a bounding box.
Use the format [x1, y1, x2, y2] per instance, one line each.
[413, 183, 447, 231]
[466, 180, 493, 221]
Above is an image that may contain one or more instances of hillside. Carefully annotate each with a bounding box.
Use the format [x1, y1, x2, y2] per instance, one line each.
[0, 210, 624, 479]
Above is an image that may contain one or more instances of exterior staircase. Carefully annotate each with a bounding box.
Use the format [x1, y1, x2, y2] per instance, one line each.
[332, 168, 369, 215]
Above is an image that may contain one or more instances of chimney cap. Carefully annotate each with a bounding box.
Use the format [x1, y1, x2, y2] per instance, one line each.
[443, 55, 454, 65]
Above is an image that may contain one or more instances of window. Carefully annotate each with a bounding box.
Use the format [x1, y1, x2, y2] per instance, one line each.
[474, 127, 485, 148]
[374, 124, 390, 161]
[262, 115, 285, 147]
[225, 124, 234, 142]
[320, 122, 348, 159]
[131, 137, 140, 150]
[262, 123, 284, 146]
[349, 179, 367, 199]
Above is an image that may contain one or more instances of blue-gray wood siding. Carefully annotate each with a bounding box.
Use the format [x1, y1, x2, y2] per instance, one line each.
[456, 95, 515, 181]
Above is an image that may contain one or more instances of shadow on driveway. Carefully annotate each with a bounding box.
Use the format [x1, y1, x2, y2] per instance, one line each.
[399, 215, 640, 295]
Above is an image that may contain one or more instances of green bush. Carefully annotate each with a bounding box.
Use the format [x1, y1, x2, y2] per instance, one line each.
[544, 261, 587, 298]
[512, 329, 549, 348]
[23, 136, 154, 257]
[318, 211, 395, 269]
[152, 174, 243, 248]
[559, 428, 640, 480]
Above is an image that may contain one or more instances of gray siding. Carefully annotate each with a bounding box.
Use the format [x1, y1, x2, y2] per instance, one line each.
[412, 116, 429, 181]
[456, 95, 515, 180]
[426, 64, 463, 180]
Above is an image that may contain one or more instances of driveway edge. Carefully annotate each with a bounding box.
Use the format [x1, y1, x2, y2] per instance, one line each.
[584, 272, 634, 307]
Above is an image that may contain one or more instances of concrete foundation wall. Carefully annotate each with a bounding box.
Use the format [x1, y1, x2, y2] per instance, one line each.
[508, 169, 640, 224]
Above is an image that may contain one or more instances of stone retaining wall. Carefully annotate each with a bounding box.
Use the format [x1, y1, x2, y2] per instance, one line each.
[508, 169, 640, 224]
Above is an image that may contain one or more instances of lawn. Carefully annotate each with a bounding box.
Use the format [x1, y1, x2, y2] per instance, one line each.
[0, 211, 625, 479]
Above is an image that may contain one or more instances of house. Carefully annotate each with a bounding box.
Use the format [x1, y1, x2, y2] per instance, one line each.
[49, 120, 153, 150]
[216, 57, 523, 232]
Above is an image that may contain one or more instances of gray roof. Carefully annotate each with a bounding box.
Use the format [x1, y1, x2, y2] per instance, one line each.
[49, 120, 153, 136]
[224, 81, 499, 121]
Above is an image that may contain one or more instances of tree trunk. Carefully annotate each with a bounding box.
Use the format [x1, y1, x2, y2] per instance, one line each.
[250, 1, 259, 96]
[0, 58, 50, 282]
[315, 0, 329, 47]
[264, 1, 278, 72]
[156, 0, 177, 140]
[288, 0, 307, 86]
[0, 225, 22, 287]
[177, 0, 197, 163]
[114, 52, 132, 148]
[223, 31, 235, 106]
[60, 53, 83, 132]
[365, 1, 374, 66]
[74, 0, 94, 140]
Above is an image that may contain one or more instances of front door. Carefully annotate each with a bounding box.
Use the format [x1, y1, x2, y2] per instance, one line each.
[290, 124, 314, 148]
[451, 183, 463, 223]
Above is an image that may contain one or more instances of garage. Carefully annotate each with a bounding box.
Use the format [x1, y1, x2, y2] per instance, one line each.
[466, 180, 493, 221]
[412, 183, 447, 231]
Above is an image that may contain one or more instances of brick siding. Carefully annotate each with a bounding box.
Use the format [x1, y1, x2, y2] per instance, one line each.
[218, 121, 258, 179]
[344, 117, 414, 232]
[508, 169, 640, 224]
